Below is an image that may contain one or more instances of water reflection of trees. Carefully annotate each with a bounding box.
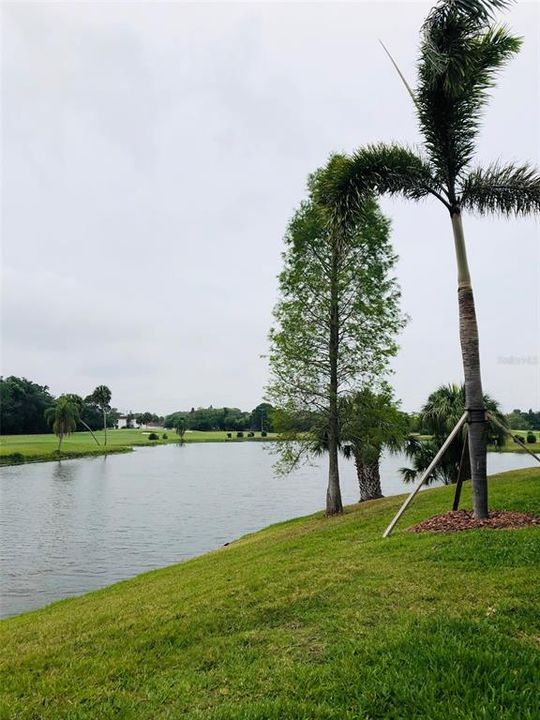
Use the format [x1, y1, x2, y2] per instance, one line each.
[52, 461, 78, 483]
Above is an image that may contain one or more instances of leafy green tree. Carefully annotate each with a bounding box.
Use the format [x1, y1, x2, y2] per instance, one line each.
[0, 376, 54, 434]
[318, 0, 540, 518]
[342, 387, 409, 502]
[90, 385, 112, 446]
[174, 417, 186, 441]
[44, 396, 80, 452]
[401, 384, 507, 485]
[164, 407, 251, 432]
[250, 403, 274, 432]
[268, 166, 405, 515]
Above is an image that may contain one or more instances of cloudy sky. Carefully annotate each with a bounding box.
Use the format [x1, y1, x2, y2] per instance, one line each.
[2, 0, 539, 415]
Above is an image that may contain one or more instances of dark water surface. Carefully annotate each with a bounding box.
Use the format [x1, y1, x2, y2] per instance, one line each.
[0, 442, 536, 618]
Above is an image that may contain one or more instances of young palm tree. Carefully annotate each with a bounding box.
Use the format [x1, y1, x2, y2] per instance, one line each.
[342, 387, 409, 502]
[401, 383, 506, 485]
[91, 385, 112, 446]
[319, 0, 540, 517]
[64, 393, 101, 446]
[45, 396, 80, 452]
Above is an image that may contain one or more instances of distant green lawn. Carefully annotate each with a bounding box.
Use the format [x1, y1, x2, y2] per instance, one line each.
[497, 429, 540, 454]
[0, 468, 538, 719]
[0, 429, 276, 465]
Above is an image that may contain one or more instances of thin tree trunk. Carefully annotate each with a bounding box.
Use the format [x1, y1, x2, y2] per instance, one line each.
[103, 409, 107, 447]
[354, 451, 384, 502]
[79, 419, 101, 446]
[58, 434, 63, 452]
[451, 211, 488, 519]
[326, 237, 343, 516]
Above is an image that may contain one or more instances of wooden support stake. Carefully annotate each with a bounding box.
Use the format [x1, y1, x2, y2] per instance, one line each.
[383, 412, 468, 538]
[486, 412, 540, 464]
[452, 430, 469, 511]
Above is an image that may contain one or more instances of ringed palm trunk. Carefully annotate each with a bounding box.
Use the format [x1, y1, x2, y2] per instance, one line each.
[354, 450, 383, 502]
[326, 240, 343, 516]
[451, 211, 488, 519]
[103, 409, 107, 447]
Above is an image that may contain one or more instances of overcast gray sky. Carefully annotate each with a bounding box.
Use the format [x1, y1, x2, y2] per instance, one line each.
[1, 0, 539, 415]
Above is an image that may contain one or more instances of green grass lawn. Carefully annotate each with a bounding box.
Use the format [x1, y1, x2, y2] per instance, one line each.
[0, 429, 276, 465]
[1, 468, 538, 719]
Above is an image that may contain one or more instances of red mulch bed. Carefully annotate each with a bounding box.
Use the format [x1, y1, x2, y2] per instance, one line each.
[409, 509, 540, 534]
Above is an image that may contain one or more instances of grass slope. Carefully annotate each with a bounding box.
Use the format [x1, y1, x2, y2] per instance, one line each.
[0, 429, 276, 465]
[1, 468, 539, 720]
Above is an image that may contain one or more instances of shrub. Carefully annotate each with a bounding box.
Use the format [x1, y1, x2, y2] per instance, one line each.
[236, 432, 244, 438]
[226, 433, 232, 438]
[162, 433, 168, 440]
[513, 435, 526, 444]
[148, 432, 159, 441]
[247, 431, 254, 437]
[6, 452, 25, 463]
[527, 432, 536, 444]
[261, 431, 267, 437]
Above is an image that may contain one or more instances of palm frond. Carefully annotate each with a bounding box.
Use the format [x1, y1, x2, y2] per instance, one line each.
[423, 1, 515, 36]
[460, 163, 540, 215]
[316, 146, 443, 225]
[417, 4, 521, 184]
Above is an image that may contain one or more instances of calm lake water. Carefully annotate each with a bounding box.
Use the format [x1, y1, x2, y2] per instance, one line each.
[0, 443, 536, 619]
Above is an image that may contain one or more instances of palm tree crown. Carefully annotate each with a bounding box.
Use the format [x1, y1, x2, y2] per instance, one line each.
[45, 396, 80, 451]
[318, 0, 540, 220]
[401, 383, 506, 485]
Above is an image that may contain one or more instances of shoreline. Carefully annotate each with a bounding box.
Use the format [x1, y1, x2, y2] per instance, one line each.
[0, 434, 275, 466]
[1, 436, 537, 467]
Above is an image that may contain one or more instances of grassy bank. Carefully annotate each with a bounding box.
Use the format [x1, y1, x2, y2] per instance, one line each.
[1, 468, 539, 719]
[0, 429, 276, 466]
[491, 429, 540, 454]
[1, 428, 538, 466]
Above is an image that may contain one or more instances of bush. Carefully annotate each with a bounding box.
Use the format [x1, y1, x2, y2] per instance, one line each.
[527, 432, 537, 444]
[6, 452, 25, 464]
[236, 432, 244, 438]
[247, 431, 254, 437]
[162, 433, 168, 440]
[148, 432, 159, 441]
[226, 433, 232, 438]
[513, 435, 526, 444]
[261, 431, 267, 437]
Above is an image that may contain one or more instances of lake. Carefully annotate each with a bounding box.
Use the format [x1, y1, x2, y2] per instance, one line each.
[0, 442, 536, 618]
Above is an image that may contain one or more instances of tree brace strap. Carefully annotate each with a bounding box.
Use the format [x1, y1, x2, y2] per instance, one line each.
[467, 408, 486, 424]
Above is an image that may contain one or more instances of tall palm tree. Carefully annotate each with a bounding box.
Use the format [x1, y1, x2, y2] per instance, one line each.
[318, 0, 540, 518]
[401, 383, 506, 485]
[91, 385, 112, 446]
[45, 396, 80, 452]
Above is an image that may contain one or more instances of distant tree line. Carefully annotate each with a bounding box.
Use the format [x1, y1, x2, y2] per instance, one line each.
[127, 412, 165, 428]
[0, 376, 123, 435]
[164, 403, 275, 433]
[0, 378, 279, 437]
[505, 409, 540, 431]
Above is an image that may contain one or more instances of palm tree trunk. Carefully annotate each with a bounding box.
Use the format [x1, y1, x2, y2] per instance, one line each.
[326, 240, 343, 516]
[103, 410, 107, 447]
[354, 451, 383, 502]
[451, 211, 488, 519]
[79, 419, 101, 446]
